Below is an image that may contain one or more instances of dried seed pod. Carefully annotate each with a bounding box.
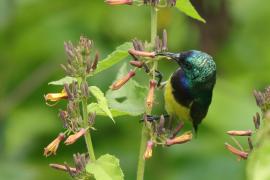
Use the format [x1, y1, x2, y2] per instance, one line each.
[146, 80, 157, 111]
[162, 29, 168, 51]
[166, 131, 192, 146]
[130, 60, 144, 68]
[128, 49, 155, 58]
[91, 51, 99, 70]
[105, 0, 133, 5]
[65, 128, 87, 145]
[227, 130, 252, 136]
[110, 70, 136, 90]
[225, 143, 248, 159]
[50, 163, 77, 173]
[64, 83, 74, 100]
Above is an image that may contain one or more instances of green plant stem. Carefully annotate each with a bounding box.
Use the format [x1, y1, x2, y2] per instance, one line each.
[82, 96, 96, 161]
[136, 6, 158, 180]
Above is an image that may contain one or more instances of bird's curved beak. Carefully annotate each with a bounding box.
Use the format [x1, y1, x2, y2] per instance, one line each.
[155, 52, 180, 62]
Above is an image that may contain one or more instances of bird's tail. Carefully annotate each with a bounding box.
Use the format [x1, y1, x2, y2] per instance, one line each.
[192, 123, 198, 138]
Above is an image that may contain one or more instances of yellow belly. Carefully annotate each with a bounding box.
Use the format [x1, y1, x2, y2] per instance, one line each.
[164, 80, 191, 122]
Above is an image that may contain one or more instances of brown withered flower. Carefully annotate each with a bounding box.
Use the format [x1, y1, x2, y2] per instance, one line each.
[110, 70, 136, 90]
[166, 131, 193, 146]
[65, 128, 87, 145]
[105, 0, 133, 5]
[146, 80, 157, 111]
[44, 133, 65, 157]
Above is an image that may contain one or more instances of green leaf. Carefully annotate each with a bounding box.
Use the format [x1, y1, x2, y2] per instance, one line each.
[176, 0, 206, 23]
[48, 76, 77, 85]
[88, 103, 130, 118]
[106, 63, 147, 116]
[48, 42, 132, 86]
[89, 86, 114, 122]
[86, 154, 124, 180]
[93, 42, 133, 75]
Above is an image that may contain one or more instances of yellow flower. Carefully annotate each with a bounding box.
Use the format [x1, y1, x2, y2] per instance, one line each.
[44, 133, 65, 157]
[65, 128, 86, 145]
[144, 141, 153, 160]
[44, 89, 68, 102]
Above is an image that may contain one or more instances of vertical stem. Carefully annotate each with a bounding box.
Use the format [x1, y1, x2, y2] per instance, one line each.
[82, 90, 96, 161]
[136, 6, 158, 180]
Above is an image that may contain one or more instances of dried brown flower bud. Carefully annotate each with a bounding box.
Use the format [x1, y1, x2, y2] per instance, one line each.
[128, 49, 155, 58]
[248, 137, 253, 151]
[91, 52, 99, 70]
[144, 141, 154, 160]
[44, 133, 65, 157]
[65, 128, 87, 145]
[105, 0, 133, 5]
[166, 131, 192, 146]
[226, 130, 252, 136]
[225, 143, 248, 159]
[162, 29, 168, 51]
[130, 60, 144, 68]
[80, 81, 89, 97]
[110, 70, 136, 90]
[59, 110, 69, 128]
[146, 80, 157, 111]
[50, 163, 77, 173]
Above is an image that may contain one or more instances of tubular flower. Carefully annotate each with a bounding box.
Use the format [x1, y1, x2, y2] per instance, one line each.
[166, 131, 193, 146]
[144, 141, 154, 160]
[44, 133, 65, 157]
[44, 89, 68, 102]
[146, 80, 157, 111]
[105, 0, 133, 5]
[110, 70, 136, 90]
[65, 128, 87, 145]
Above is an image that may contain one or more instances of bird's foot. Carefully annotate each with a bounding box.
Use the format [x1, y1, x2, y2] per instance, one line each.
[170, 121, 185, 139]
[140, 114, 170, 123]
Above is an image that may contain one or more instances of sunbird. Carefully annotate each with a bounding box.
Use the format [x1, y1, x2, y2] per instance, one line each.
[156, 50, 216, 133]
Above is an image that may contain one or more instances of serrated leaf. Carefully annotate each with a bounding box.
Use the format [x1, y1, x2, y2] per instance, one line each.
[86, 154, 124, 180]
[89, 86, 114, 122]
[48, 76, 77, 85]
[93, 42, 133, 75]
[48, 42, 132, 86]
[88, 103, 130, 117]
[106, 63, 147, 116]
[176, 0, 206, 23]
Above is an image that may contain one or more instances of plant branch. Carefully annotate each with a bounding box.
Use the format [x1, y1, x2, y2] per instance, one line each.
[81, 87, 96, 161]
[136, 6, 158, 180]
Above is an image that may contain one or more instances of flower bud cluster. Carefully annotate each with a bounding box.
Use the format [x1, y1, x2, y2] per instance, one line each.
[61, 36, 99, 77]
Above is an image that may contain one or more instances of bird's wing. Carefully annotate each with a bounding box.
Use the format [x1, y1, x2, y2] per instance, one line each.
[190, 97, 211, 132]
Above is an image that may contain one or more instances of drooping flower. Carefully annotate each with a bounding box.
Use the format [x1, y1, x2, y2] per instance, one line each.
[44, 133, 65, 157]
[44, 89, 68, 102]
[65, 128, 87, 145]
[144, 141, 154, 159]
[146, 80, 157, 111]
[105, 0, 133, 5]
[110, 70, 136, 90]
[166, 131, 192, 146]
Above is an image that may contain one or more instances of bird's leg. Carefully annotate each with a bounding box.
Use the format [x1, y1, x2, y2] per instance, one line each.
[170, 121, 185, 139]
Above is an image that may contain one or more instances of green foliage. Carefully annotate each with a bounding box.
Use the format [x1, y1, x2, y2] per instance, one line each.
[175, 0, 206, 23]
[106, 64, 148, 116]
[88, 86, 114, 122]
[48, 42, 132, 86]
[86, 154, 124, 180]
[48, 76, 77, 86]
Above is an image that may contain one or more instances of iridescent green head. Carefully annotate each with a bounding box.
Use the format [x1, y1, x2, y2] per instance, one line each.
[157, 50, 216, 83]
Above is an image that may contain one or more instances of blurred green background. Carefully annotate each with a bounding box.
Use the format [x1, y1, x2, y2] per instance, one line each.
[1, 0, 270, 179]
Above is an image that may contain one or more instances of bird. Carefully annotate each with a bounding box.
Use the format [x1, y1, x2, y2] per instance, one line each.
[156, 50, 216, 134]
